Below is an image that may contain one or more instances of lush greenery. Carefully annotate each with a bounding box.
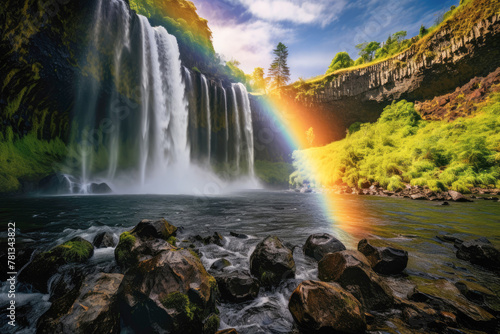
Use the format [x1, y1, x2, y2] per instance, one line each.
[268, 42, 291, 90]
[255, 160, 294, 188]
[291, 92, 500, 193]
[326, 52, 354, 75]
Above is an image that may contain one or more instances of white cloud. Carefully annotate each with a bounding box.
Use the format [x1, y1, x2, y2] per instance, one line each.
[238, 0, 347, 27]
[210, 20, 291, 74]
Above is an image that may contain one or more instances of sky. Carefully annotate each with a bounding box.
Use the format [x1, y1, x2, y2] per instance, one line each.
[192, 0, 458, 81]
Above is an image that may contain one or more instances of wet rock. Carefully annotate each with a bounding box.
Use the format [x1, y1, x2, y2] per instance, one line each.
[114, 219, 177, 267]
[250, 236, 296, 286]
[357, 239, 408, 275]
[93, 232, 117, 248]
[455, 281, 500, 315]
[288, 280, 366, 333]
[456, 238, 500, 270]
[399, 300, 456, 332]
[409, 279, 496, 332]
[37, 273, 123, 334]
[448, 190, 472, 202]
[195, 232, 224, 246]
[89, 182, 112, 194]
[440, 201, 450, 205]
[229, 232, 248, 239]
[18, 237, 94, 293]
[303, 233, 346, 261]
[318, 250, 394, 310]
[38, 173, 71, 194]
[216, 329, 239, 334]
[214, 271, 260, 302]
[210, 258, 231, 271]
[118, 249, 219, 334]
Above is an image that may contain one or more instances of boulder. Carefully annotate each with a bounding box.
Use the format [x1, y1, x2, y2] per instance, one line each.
[195, 232, 224, 246]
[455, 281, 500, 315]
[210, 258, 231, 272]
[409, 279, 496, 332]
[89, 182, 112, 194]
[303, 233, 346, 261]
[38, 173, 71, 194]
[114, 219, 177, 267]
[318, 250, 393, 310]
[288, 280, 366, 333]
[214, 271, 260, 302]
[249, 236, 296, 286]
[118, 249, 219, 334]
[229, 232, 248, 239]
[37, 273, 123, 334]
[93, 232, 117, 248]
[411, 193, 427, 200]
[18, 237, 94, 293]
[456, 238, 500, 270]
[448, 190, 472, 202]
[357, 239, 408, 275]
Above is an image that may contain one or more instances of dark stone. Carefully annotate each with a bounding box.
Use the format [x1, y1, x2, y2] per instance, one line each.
[303, 233, 346, 261]
[118, 249, 219, 334]
[18, 237, 94, 293]
[318, 250, 394, 310]
[214, 271, 260, 302]
[37, 273, 123, 334]
[89, 182, 112, 194]
[440, 201, 450, 205]
[288, 280, 366, 333]
[210, 258, 231, 271]
[357, 239, 408, 275]
[249, 236, 296, 286]
[216, 329, 239, 334]
[131, 218, 177, 240]
[230, 232, 248, 239]
[456, 238, 500, 270]
[38, 173, 71, 194]
[195, 232, 224, 246]
[93, 232, 117, 248]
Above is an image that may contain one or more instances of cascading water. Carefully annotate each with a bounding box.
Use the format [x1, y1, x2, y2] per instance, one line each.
[66, 0, 258, 194]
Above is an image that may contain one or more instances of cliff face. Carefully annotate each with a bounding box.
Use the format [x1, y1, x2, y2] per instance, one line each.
[281, 12, 500, 144]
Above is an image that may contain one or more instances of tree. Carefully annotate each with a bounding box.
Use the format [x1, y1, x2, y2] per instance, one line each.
[251, 67, 267, 93]
[419, 25, 428, 38]
[268, 42, 290, 90]
[326, 52, 354, 74]
[306, 127, 315, 147]
[356, 41, 381, 62]
[392, 31, 407, 44]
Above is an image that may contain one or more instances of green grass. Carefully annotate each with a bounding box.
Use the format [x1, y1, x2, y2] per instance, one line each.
[254, 160, 294, 187]
[0, 132, 67, 192]
[291, 92, 500, 193]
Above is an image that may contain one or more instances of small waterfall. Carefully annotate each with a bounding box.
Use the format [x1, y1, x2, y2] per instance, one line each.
[64, 0, 257, 194]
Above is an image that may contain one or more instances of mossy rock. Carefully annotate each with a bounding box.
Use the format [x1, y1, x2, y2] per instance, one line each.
[114, 231, 138, 267]
[18, 237, 94, 293]
[131, 218, 178, 240]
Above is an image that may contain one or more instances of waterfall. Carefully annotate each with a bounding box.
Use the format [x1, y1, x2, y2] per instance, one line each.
[65, 0, 257, 194]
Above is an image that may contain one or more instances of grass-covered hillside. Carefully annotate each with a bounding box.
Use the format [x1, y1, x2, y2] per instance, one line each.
[291, 90, 500, 193]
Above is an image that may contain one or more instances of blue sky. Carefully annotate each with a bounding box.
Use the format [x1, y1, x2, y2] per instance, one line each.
[193, 0, 458, 81]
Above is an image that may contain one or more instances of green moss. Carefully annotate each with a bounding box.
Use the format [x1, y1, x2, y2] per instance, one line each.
[55, 239, 94, 263]
[203, 313, 220, 334]
[115, 231, 137, 265]
[188, 248, 200, 259]
[167, 236, 177, 246]
[161, 292, 198, 321]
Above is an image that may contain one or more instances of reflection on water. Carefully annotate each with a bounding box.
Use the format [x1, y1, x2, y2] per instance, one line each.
[0, 191, 499, 333]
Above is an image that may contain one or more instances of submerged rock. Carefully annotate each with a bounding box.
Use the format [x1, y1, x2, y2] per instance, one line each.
[250, 236, 296, 286]
[18, 237, 94, 293]
[357, 239, 408, 275]
[303, 233, 346, 261]
[229, 231, 248, 239]
[214, 271, 260, 302]
[288, 280, 366, 333]
[38, 173, 71, 194]
[210, 258, 231, 272]
[118, 249, 219, 334]
[456, 238, 500, 270]
[93, 232, 117, 248]
[114, 219, 177, 268]
[89, 182, 112, 194]
[318, 250, 394, 310]
[37, 273, 123, 334]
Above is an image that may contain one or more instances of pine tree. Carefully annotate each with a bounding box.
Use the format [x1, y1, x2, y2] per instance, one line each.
[268, 42, 290, 90]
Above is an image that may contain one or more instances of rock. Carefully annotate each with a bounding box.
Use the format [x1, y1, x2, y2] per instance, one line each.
[455, 281, 500, 315]
[93, 232, 117, 248]
[115, 219, 177, 267]
[89, 182, 112, 194]
[210, 258, 231, 271]
[436, 234, 463, 245]
[229, 232, 248, 239]
[357, 239, 408, 275]
[118, 249, 219, 334]
[440, 201, 449, 205]
[216, 329, 239, 334]
[38, 173, 71, 194]
[37, 273, 123, 334]
[249, 236, 296, 286]
[411, 193, 427, 200]
[288, 280, 366, 333]
[456, 238, 500, 270]
[195, 232, 224, 246]
[214, 271, 260, 302]
[303, 233, 346, 261]
[318, 250, 394, 310]
[409, 279, 496, 332]
[448, 190, 472, 202]
[18, 237, 94, 293]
